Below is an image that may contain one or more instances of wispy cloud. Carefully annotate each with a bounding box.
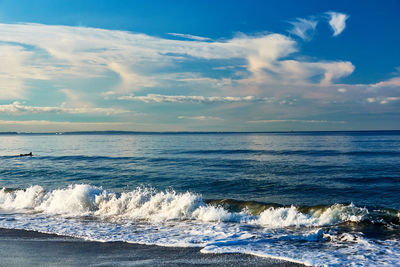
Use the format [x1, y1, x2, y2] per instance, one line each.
[0, 101, 128, 115]
[168, 33, 212, 41]
[0, 23, 355, 101]
[177, 116, 223, 121]
[288, 18, 318, 40]
[0, 21, 379, 131]
[273, 60, 354, 86]
[0, 120, 127, 126]
[0, 120, 131, 132]
[248, 119, 346, 124]
[371, 77, 400, 88]
[118, 94, 273, 103]
[0, 45, 50, 99]
[366, 96, 400, 104]
[326, 12, 349, 36]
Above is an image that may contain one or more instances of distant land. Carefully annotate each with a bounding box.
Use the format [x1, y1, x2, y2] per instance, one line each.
[1, 130, 400, 135]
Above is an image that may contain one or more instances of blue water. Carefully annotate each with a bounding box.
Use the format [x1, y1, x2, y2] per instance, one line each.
[1, 132, 399, 208]
[0, 131, 399, 265]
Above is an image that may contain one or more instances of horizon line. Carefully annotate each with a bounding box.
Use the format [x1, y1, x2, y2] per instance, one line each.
[1, 130, 400, 135]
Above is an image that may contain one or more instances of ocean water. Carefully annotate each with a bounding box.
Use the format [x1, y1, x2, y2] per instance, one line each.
[0, 131, 399, 266]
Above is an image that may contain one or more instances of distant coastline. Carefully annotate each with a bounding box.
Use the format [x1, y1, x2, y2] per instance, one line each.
[1, 130, 400, 135]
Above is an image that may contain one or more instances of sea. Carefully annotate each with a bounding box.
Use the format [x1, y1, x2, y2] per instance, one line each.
[0, 131, 399, 266]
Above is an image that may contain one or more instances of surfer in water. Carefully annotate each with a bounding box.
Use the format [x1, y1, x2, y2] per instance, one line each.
[19, 152, 33, 157]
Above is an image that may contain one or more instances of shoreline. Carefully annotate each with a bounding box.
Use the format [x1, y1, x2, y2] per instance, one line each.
[0, 228, 304, 266]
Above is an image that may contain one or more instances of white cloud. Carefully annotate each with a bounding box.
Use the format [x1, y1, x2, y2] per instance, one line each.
[247, 119, 346, 124]
[168, 33, 212, 41]
[0, 23, 356, 101]
[118, 94, 273, 103]
[0, 45, 50, 99]
[0, 120, 131, 132]
[326, 12, 349, 36]
[0, 120, 126, 126]
[60, 88, 101, 109]
[0, 101, 128, 115]
[288, 18, 318, 40]
[106, 62, 158, 94]
[371, 77, 400, 88]
[177, 116, 223, 121]
[231, 33, 297, 76]
[316, 61, 355, 85]
[275, 60, 354, 86]
[366, 96, 400, 104]
[0, 24, 297, 98]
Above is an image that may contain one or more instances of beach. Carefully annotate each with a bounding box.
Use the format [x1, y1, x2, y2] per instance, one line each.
[0, 228, 302, 266]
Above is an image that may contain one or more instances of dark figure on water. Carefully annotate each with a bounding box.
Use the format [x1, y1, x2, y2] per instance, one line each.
[19, 152, 32, 157]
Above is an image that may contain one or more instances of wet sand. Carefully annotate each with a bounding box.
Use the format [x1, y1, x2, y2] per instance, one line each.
[0, 228, 303, 266]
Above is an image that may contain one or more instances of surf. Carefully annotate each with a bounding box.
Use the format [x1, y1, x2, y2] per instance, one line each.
[0, 184, 399, 266]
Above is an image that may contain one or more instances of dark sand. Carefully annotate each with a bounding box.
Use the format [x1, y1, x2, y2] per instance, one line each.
[0, 228, 304, 266]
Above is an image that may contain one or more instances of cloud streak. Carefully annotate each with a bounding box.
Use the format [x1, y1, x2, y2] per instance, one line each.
[0, 102, 128, 115]
[366, 97, 400, 104]
[167, 33, 212, 41]
[0, 120, 132, 132]
[177, 116, 223, 121]
[118, 94, 273, 103]
[248, 119, 346, 124]
[371, 77, 400, 88]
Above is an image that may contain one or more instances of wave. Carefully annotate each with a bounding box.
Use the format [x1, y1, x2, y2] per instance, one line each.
[1, 184, 400, 266]
[0, 155, 148, 161]
[176, 149, 400, 157]
[2, 149, 398, 161]
[1, 184, 398, 227]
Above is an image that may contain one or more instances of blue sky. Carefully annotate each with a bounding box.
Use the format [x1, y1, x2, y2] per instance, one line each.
[0, 0, 399, 132]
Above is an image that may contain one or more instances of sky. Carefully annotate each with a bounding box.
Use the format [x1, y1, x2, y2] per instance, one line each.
[0, 0, 399, 132]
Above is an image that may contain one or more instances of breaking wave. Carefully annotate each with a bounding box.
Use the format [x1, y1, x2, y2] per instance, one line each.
[1, 184, 398, 227]
[1, 184, 400, 266]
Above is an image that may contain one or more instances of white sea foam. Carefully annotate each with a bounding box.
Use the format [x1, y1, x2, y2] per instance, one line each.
[256, 203, 368, 228]
[0, 185, 242, 223]
[0, 185, 370, 227]
[192, 205, 236, 222]
[0, 185, 45, 210]
[257, 206, 313, 227]
[96, 188, 204, 221]
[39, 184, 103, 216]
[1, 184, 399, 266]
